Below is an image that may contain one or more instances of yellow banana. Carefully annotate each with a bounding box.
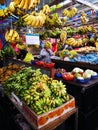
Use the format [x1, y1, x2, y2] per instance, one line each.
[24, 14, 32, 22]
[60, 31, 67, 42]
[33, 16, 40, 28]
[8, 2, 15, 13]
[9, 29, 14, 37]
[13, 30, 19, 38]
[30, 16, 37, 27]
[37, 15, 45, 27]
[5, 30, 9, 41]
[13, 0, 21, 5]
[28, 0, 33, 9]
[23, 0, 29, 10]
[0, 10, 5, 17]
[22, 14, 29, 19]
[18, 0, 25, 9]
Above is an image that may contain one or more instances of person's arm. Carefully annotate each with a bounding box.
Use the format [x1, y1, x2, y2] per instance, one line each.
[46, 49, 54, 56]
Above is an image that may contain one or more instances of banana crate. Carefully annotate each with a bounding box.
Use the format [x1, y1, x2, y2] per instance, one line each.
[22, 95, 75, 129]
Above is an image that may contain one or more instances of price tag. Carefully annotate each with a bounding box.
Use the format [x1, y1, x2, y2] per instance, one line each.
[26, 34, 40, 45]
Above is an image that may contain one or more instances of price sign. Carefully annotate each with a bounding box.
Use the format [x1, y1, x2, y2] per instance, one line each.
[26, 34, 40, 45]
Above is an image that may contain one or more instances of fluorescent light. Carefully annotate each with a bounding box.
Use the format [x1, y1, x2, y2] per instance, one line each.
[59, 0, 71, 7]
[76, 0, 98, 10]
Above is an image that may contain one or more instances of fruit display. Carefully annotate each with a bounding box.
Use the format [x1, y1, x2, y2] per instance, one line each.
[65, 27, 75, 36]
[5, 29, 19, 43]
[0, 63, 25, 85]
[60, 30, 67, 42]
[44, 13, 62, 29]
[80, 11, 88, 24]
[77, 25, 97, 34]
[66, 38, 83, 47]
[59, 49, 77, 59]
[62, 72, 74, 81]
[12, 0, 40, 10]
[22, 11, 46, 28]
[63, 7, 77, 18]
[42, 4, 51, 14]
[4, 45, 16, 58]
[4, 67, 70, 115]
[0, 7, 12, 19]
[75, 46, 97, 53]
[73, 68, 98, 83]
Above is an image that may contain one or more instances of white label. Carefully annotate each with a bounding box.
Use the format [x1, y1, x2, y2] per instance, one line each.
[26, 34, 40, 45]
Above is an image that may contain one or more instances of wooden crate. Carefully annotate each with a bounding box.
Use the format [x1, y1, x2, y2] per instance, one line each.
[22, 95, 75, 129]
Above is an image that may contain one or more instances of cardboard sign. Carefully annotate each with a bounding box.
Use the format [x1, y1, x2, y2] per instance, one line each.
[26, 34, 40, 45]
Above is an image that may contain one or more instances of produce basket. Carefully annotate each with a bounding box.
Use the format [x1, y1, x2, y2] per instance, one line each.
[22, 95, 75, 129]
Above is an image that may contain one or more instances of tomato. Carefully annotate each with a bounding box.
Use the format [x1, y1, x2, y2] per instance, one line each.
[62, 73, 74, 81]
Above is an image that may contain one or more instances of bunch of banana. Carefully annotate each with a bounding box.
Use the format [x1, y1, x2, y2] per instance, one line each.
[51, 80, 67, 97]
[77, 26, 97, 34]
[8, 2, 16, 13]
[66, 38, 83, 47]
[0, 7, 12, 19]
[42, 4, 51, 14]
[63, 7, 77, 18]
[22, 11, 46, 28]
[12, 0, 40, 10]
[60, 30, 67, 42]
[4, 45, 15, 57]
[44, 41, 52, 49]
[5, 29, 19, 43]
[80, 11, 88, 24]
[16, 43, 26, 50]
[82, 37, 89, 44]
[44, 13, 62, 29]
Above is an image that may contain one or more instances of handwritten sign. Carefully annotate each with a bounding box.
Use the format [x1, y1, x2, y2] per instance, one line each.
[26, 34, 40, 45]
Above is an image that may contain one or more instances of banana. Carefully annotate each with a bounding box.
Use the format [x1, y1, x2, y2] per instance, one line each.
[5, 29, 19, 43]
[9, 29, 14, 37]
[0, 10, 5, 17]
[8, 2, 15, 13]
[5, 30, 9, 41]
[13, 30, 19, 38]
[29, 16, 36, 27]
[42, 4, 51, 14]
[37, 15, 45, 27]
[60, 31, 67, 42]
[63, 7, 77, 18]
[33, 16, 40, 28]
[23, 0, 29, 10]
[22, 14, 29, 19]
[13, 0, 21, 5]
[23, 14, 32, 22]
[18, 0, 25, 9]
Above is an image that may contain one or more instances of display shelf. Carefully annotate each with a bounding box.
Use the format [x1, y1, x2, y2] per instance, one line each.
[52, 59, 98, 72]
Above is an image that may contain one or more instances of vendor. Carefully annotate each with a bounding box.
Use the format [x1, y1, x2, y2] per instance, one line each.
[40, 41, 54, 63]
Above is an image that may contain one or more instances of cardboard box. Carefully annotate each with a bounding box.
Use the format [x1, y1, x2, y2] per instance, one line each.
[22, 95, 75, 129]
